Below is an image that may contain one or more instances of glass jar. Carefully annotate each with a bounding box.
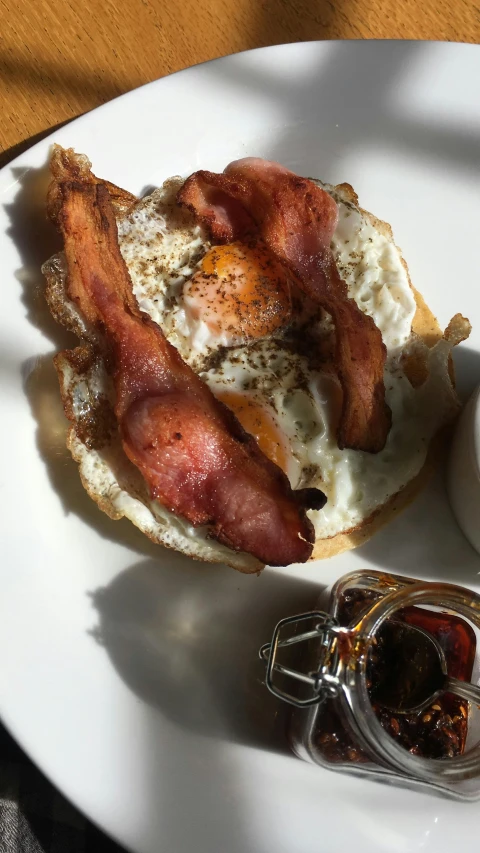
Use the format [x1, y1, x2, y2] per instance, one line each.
[260, 569, 480, 800]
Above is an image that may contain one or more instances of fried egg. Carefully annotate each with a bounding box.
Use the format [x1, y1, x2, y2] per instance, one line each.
[114, 176, 460, 545]
[45, 166, 466, 569]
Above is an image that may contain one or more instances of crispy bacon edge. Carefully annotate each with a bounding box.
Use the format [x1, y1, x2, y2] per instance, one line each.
[47, 144, 137, 227]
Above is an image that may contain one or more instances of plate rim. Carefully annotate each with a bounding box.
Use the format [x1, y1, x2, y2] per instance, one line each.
[1, 37, 480, 853]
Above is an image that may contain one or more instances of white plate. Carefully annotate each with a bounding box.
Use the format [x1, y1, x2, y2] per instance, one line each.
[1, 39, 480, 853]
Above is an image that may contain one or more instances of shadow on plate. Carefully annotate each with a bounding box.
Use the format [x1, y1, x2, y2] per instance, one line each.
[90, 556, 323, 755]
[355, 345, 480, 585]
[203, 41, 480, 182]
[4, 160, 73, 352]
[356, 463, 480, 587]
[452, 345, 480, 404]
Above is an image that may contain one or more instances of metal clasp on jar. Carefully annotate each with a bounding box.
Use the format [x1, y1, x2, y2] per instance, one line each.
[259, 611, 352, 707]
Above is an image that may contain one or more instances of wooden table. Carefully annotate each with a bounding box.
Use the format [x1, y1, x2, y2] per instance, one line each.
[1, 0, 479, 167]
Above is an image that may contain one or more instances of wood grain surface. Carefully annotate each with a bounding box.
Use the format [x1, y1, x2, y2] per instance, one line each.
[1, 0, 479, 166]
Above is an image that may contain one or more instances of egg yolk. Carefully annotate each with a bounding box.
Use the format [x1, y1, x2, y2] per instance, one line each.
[216, 391, 289, 473]
[183, 241, 292, 342]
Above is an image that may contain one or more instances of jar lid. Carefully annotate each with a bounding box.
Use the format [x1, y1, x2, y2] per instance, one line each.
[259, 611, 347, 707]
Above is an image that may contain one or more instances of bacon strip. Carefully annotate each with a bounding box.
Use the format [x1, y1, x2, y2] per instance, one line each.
[178, 158, 391, 452]
[47, 144, 137, 227]
[58, 180, 326, 567]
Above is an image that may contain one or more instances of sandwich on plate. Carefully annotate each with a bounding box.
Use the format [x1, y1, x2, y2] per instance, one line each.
[42, 146, 470, 572]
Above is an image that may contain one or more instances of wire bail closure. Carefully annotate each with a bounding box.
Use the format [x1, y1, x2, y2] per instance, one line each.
[259, 611, 344, 707]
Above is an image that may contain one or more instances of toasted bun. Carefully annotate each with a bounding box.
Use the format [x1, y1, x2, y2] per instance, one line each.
[43, 151, 470, 570]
